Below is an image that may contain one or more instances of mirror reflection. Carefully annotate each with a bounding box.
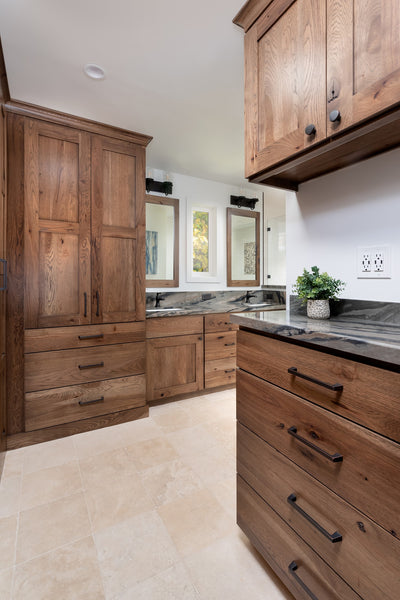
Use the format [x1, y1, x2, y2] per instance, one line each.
[146, 196, 179, 287]
[227, 207, 260, 286]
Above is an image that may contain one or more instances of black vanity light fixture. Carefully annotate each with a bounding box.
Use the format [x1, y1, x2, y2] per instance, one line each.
[230, 195, 259, 210]
[146, 177, 173, 196]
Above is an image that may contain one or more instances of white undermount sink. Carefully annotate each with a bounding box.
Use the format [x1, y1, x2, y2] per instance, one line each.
[244, 303, 272, 308]
[146, 307, 184, 313]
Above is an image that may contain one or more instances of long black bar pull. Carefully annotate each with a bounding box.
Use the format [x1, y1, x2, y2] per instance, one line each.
[288, 367, 343, 392]
[287, 427, 343, 463]
[78, 362, 104, 370]
[83, 292, 87, 317]
[287, 494, 342, 543]
[0, 259, 7, 291]
[96, 291, 100, 317]
[288, 562, 319, 600]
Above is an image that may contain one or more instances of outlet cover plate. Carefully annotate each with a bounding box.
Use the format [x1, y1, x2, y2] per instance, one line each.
[357, 246, 391, 278]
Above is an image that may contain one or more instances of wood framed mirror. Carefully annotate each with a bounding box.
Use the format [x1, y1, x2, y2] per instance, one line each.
[227, 207, 260, 287]
[146, 195, 179, 287]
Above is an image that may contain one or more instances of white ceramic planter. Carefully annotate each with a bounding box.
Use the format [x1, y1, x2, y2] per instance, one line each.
[307, 299, 330, 320]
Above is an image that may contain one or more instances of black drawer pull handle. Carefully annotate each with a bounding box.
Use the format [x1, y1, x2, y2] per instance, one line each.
[288, 367, 343, 392]
[96, 291, 100, 317]
[78, 362, 104, 370]
[288, 427, 343, 463]
[288, 562, 319, 600]
[225, 369, 235, 373]
[0, 258, 7, 291]
[287, 494, 342, 543]
[79, 396, 105, 406]
[83, 292, 87, 317]
[224, 342, 235, 347]
[78, 334, 104, 340]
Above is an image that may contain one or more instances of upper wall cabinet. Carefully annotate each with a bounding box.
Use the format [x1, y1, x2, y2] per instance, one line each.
[23, 117, 146, 327]
[234, 0, 400, 189]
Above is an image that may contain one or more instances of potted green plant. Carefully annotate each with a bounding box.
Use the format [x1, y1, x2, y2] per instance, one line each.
[293, 266, 345, 319]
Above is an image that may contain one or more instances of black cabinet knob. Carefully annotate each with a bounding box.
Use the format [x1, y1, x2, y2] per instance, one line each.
[329, 110, 341, 123]
[305, 124, 316, 136]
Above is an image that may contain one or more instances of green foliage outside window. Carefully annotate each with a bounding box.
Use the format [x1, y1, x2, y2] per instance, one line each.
[193, 210, 209, 272]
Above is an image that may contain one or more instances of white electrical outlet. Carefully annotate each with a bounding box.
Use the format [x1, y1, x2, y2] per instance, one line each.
[357, 246, 391, 278]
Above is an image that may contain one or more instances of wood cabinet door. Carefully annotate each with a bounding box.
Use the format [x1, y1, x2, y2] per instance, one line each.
[327, 0, 400, 135]
[24, 119, 91, 328]
[91, 136, 145, 324]
[244, 0, 326, 177]
[147, 334, 204, 401]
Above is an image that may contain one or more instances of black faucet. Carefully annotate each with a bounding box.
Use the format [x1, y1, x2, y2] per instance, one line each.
[155, 292, 165, 308]
[245, 290, 256, 303]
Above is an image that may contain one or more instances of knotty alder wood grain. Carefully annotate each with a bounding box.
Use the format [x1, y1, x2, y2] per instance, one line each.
[25, 322, 145, 353]
[24, 119, 91, 328]
[237, 476, 360, 600]
[237, 329, 400, 442]
[204, 313, 238, 333]
[91, 135, 145, 324]
[238, 423, 400, 600]
[237, 368, 400, 542]
[146, 333, 204, 401]
[327, 0, 400, 136]
[25, 342, 145, 392]
[244, 0, 326, 177]
[25, 374, 146, 431]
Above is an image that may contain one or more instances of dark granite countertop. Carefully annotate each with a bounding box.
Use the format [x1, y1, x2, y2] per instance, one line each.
[230, 309, 400, 369]
[145, 290, 285, 318]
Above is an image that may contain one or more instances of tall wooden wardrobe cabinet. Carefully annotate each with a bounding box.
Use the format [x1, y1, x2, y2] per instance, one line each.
[6, 103, 152, 448]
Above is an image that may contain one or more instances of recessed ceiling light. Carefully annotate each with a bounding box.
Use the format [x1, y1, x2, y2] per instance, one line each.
[83, 64, 105, 80]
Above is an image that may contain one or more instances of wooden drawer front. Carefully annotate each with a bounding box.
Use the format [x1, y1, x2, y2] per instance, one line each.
[237, 329, 400, 442]
[238, 423, 400, 600]
[24, 322, 145, 353]
[205, 331, 236, 361]
[237, 476, 359, 600]
[25, 375, 146, 431]
[204, 313, 238, 332]
[146, 315, 203, 339]
[25, 342, 145, 392]
[205, 357, 236, 389]
[237, 369, 400, 541]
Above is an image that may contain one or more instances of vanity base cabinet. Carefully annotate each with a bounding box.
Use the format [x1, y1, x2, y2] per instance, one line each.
[204, 313, 238, 390]
[236, 328, 400, 600]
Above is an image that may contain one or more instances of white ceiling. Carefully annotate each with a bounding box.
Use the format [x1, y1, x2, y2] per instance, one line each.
[0, 0, 252, 185]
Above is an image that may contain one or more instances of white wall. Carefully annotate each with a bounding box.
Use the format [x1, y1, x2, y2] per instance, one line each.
[146, 168, 264, 291]
[286, 148, 400, 302]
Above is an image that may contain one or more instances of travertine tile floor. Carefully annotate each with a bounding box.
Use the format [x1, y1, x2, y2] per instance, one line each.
[0, 389, 294, 599]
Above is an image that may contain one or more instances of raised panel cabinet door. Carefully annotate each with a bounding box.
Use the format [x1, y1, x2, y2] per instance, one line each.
[244, 0, 327, 177]
[91, 135, 145, 323]
[146, 334, 204, 401]
[24, 119, 91, 328]
[327, 0, 400, 134]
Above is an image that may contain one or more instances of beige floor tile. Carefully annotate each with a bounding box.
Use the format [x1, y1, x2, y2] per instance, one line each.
[125, 436, 178, 471]
[151, 405, 201, 433]
[84, 470, 153, 533]
[1, 448, 25, 480]
[117, 562, 199, 600]
[0, 567, 13, 600]
[139, 459, 204, 507]
[20, 461, 82, 511]
[13, 536, 105, 600]
[23, 437, 77, 475]
[79, 448, 137, 490]
[0, 476, 20, 517]
[166, 425, 219, 458]
[0, 515, 18, 570]
[158, 488, 234, 557]
[208, 476, 236, 519]
[121, 415, 164, 444]
[16, 492, 91, 564]
[73, 423, 130, 460]
[184, 531, 294, 600]
[204, 417, 236, 452]
[181, 444, 236, 486]
[94, 510, 180, 599]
